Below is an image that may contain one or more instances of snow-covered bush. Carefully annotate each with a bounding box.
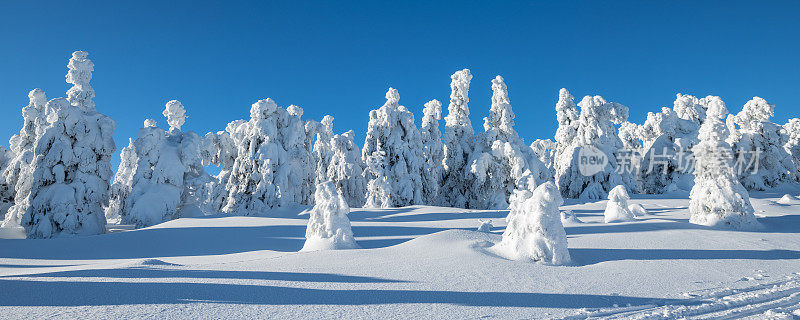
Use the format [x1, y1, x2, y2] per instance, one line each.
[689, 97, 758, 229]
[2, 89, 48, 228]
[554, 93, 636, 199]
[468, 76, 548, 209]
[17, 51, 116, 238]
[628, 203, 648, 217]
[326, 130, 366, 207]
[491, 181, 570, 265]
[110, 101, 209, 228]
[560, 210, 583, 224]
[362, 88, 424, 207]
[604, 185, 634, 223]
[207, 99, 314, 215]
[301, 181, 358, 251]
[727, 97, 795, 190]
[440, 69, 475, 208]
[420, 99, 444, 205]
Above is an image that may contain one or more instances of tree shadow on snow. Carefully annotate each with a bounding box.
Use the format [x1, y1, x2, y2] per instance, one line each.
[570, 248, 800, 266]
[0, 278, 697, 309]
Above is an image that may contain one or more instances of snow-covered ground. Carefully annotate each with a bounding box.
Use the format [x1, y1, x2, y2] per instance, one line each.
[2, 191, 800, 319]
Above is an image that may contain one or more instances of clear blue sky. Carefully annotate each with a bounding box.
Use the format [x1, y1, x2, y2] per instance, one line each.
[1, 1, 798, 169]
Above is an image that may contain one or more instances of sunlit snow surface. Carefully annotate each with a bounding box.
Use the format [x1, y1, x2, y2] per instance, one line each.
[2, 190, 800, 319]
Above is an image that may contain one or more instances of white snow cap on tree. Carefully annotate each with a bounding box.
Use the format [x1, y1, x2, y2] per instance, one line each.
[420, 99, 444, 205]
[301, 181, 358, 251]
[2, 88, 48, 228]
[163, 100, 187, 131]
[689, 96, 759, 229]
[604, 185, 635, 223]
[65, 51, 95, 110]
[144, 119, 157, 128]
[491, 181, 570, 265]
[362, 88, 424, 207]
[440, 69, 475, 208]
[469, 75, 547, 209]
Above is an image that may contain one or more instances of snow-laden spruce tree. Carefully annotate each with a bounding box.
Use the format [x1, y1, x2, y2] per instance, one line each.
[327, 130, 366, 207]
[301, 181, 358, 251]
[469, 76, 548, 209]
[313, 115, 335, 186]
[440, 69, 475, 208]
[106, 137, 137, 222]
[491, 181, 570, 265]
[553, 88, 579, 171]
[2, 89, 48, 227]
[554, 94, 636, 199]
[198, 121, 238, 214]
[362, 88, 424, 207]
[604, 185, 634, 223]
[784, 118, 800, 181]
[727, 97, 795, 190]
[689, 96, 758, 229]
[420, 99, 444, 205]
[113, 101, 209, 228]
[18, 51, 116, 238]
[530, 139, 556, 177]
[212, 99, 314, 215]
[0, 146, 13, 218]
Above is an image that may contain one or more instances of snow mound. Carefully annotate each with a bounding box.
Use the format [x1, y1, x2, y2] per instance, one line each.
[560, 210, 584, 224]
[777, 194, 799, 205]
[628, 203, 648, 216]
[604, 185, 635, 223]
[127, 258, 181, 267]
[476, 219, 493, 232]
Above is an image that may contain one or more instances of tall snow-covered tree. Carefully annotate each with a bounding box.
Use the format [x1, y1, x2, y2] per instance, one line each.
[689, 96, 758, 229]
[468, 76, 547, 209]
[553, 88, 579, 168]
[362, 88, 424, 207]
[491, 181, 570, 265]
[106, 137, 137, 222]
[313, 115, 335, 187]
[207, 98, 314, 215]
[198, 121, 238, 214]
[0, 146, 13, 219]
[727, 97, 795, 190]
[420, 99, 444, 205]
[111, 101, 209, 228]
[327, 130, 366, 207]
[2, 89, 47, 227]
[784, 118, 800, 181]
[440, 69, 475, 208]
[554, 94, 635, 199]
[301, 181, 358, 251]
[19, 51, 116, 238]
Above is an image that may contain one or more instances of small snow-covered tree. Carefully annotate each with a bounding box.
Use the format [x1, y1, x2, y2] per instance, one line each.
[420, 99, 444, 205]
[2, 89, 48, 228]
[19, 51, 116, 238]
[440, 69, 475, 208]
[301, 181, 358, 251]
[554, 94, 635, 199]
[106, 137, 137, 222]
[689, 97, 758, 229]
[530, 139, 556, 176]
[211, 99, 314, 215]
[114, 101, 209, 228]
[469, 76, 547, 209]
[361, 88, 424, 207]
[728, 97, 795, 190]
[327, 130, 366, 207]
[604, 185, 634, 223]
[491, 181, 570, 265]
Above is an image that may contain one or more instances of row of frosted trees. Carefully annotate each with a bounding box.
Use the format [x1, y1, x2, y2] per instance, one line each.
[1, 51, 798, 238]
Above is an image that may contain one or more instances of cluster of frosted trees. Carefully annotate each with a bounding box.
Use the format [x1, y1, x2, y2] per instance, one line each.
[1, 51, 797, 238]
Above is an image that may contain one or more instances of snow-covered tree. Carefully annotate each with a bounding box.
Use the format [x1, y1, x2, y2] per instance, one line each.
[440, 69, 475, 208]
[530, 139, 556, 176]
[18, 51, 116, 238]
[2, 89, 48, 228]
[689, 97, 758, 229]
[420, 99, 444, 205]
[0, 146, 13, 219]
[554, 94, 635, 199]
[553, 88, 579, 166]
[327, 130, 366, 207]
[469, 76, 547, 209]
[301, 181, 358, 251]
[604, 185, 634, 223]
[362, 88, 424, 207]
[784, 118, 800, 181]
[727, 97, 795, 190]
[112, 101, 209, 228]
[198, 121, 238, 214]
[208, 99, 314, 215]
[312, 115, 335, 186]
[491, 181, 570, 265]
